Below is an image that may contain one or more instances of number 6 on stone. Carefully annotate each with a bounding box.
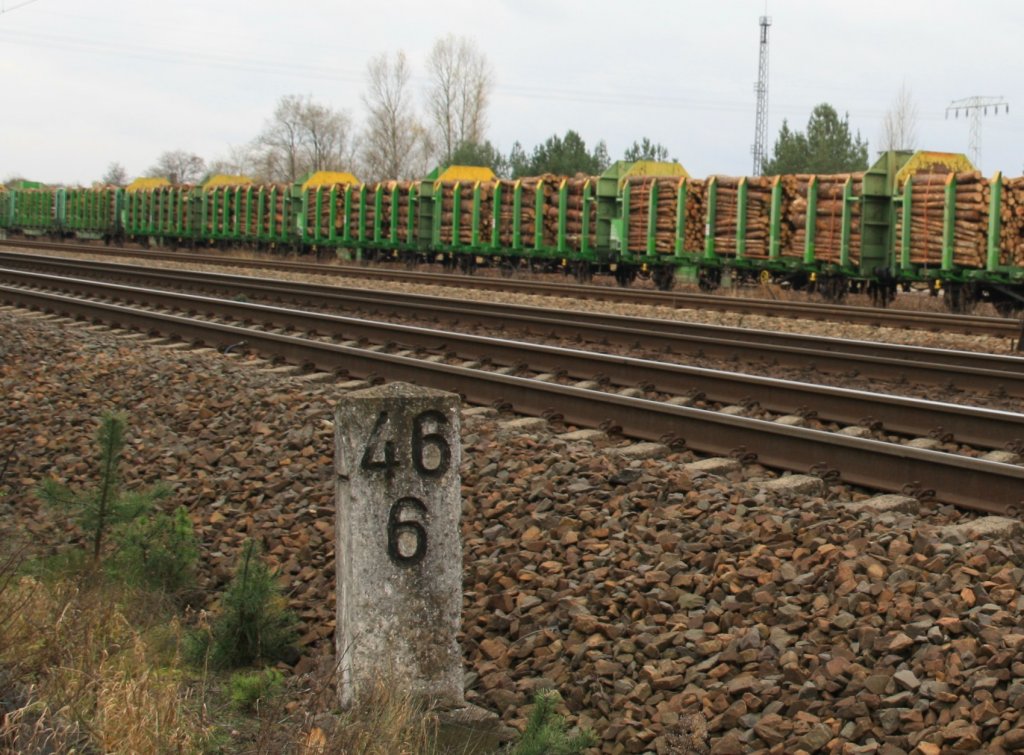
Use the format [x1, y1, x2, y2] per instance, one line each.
[388, 497, 428, 566]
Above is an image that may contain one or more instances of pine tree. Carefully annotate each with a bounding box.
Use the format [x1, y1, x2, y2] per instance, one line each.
[38, 411, 170, 562]
[762, 103, 868, 175]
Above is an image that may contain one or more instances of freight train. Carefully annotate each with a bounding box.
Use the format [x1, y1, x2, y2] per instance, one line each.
[3, 150, 1024, 315]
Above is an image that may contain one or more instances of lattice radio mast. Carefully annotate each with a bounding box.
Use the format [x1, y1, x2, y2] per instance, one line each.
[751, 14, 772, 175]
[945, 96, 1009, 169]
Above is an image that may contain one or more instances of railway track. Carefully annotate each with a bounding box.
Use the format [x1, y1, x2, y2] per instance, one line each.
[3, 239, 1022, 339]
[3, 253, 1024, 401]
[2, 269, 1023, 512]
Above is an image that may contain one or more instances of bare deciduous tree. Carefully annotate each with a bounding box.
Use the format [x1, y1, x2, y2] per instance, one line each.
[251, 95, 354, 183]
[206, 144, 258, 178]
[100, 162, 128, 186]
[361, 51, 427, 181]
[425, 34, 493, 165]
[146, 150, 206, 185]
[881, 83, 919, 152]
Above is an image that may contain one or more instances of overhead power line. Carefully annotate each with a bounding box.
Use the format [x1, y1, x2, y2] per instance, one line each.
[0, 0, 41, 16]
[945, 96, 1009, 169]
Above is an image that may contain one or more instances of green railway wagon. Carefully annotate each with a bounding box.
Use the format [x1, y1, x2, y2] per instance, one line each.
[294, 172, 363, 255]
[194, 175, 255, 247]
[124, 184, 193, 246]
[0, 187, 9, 232]
[65, 187, 122, 241]
[10, 187, 63, 236]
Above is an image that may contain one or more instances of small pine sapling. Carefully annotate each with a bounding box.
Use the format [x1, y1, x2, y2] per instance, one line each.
[511, 690, 596, 755]
[38, 411, 170, 563]
[111, 505, 198, 594]
[189, 540, 298, 669]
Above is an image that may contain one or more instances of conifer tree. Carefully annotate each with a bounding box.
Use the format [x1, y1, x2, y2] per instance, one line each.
[38, 411, 170, 562]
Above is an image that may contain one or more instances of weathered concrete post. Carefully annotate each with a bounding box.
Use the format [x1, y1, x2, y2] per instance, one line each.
[335, 382, 463, 708]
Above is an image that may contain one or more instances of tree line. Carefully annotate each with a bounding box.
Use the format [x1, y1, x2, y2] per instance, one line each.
[87, 41, 922, 188]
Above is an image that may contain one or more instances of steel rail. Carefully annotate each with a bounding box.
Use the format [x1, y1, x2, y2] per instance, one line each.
[3, 268, 1022, 452]
[2, 284, 1022, 512]
[1, 240, 1019, 338]
[2, 255, 1022, 387]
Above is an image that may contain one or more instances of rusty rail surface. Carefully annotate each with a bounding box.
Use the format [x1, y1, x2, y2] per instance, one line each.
[3, 280, 1023, 512]
[2, 240, 1020, 338]
[2, 255, 1023, 398]
[2, 267, 1021, 451]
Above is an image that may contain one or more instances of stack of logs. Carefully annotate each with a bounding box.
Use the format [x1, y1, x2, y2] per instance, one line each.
[346, 187, 374, 241]
[255, 185, 288, 237]
[438, 181, 491, 245]
[301, 183, 358, 239]
[563, 177, 596, 251]
[496, 175, 559, 248]
[375, 181, 416, 243]
[894, 171, 988, 268]
[785, 174, 863, 264]
[203, 188, 240, 235]
[683, 179, 707, 254]
[153, 186, 191, 233]
[712, 177, 773, 258]
[998, 177, 1024, 266]
[520, 175, 560, 248]
[626, 177, 684, 253]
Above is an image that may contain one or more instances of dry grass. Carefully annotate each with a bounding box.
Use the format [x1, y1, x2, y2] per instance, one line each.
[0, 543, 461, 755]
[247, 666, 441, 755]
[0, 571, 209, 754]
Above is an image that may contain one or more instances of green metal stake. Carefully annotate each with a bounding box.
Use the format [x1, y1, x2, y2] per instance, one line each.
[674, 178, 687, 260]
[390, 184, 399, 245]
[328, 187, 338, 244]
[987, 172, 1002, 272]
[512, 181, 522, 250]
[803, 177, 818, 265]
[269, 187, 278, 240]
[533, 181, 544, 251]
[941, 174, 955, 272]
[621, 180, 632, 257]
[451, 183, 462, 248]
[257, 188, 266, 242]
[358, 185, 368, 244]
[581, 181, 592, 257]
[431, 183, 442, 248]
[736, 177, 748, 260]
[472, 183, 482, 248]
[308, 187, 318, 244]
[558, 179, 568, 255]
[491, 182, 502, 250]
[703, 177, 717, 261]
[900, 178, 912, 272]
[646, 179, 658, 257]
[769, 177, 782, 260]
[407, 185, 417, 247]
[840, 178, 853, 270]
[342, 187, 353, 245]
[373, 184, 383, 243]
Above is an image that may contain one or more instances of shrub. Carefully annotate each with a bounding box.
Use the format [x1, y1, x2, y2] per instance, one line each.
[511, 690, 596, 755]
[37, 411, 170, 563]
[110, 505, 198, 596]
[188, 540, 298, 669]
[229, 668, 284, 713]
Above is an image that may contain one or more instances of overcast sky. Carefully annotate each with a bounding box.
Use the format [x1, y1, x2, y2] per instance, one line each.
[2, 0, 1022, 185]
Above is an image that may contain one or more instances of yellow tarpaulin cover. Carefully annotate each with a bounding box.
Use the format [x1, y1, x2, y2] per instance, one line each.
[125, 177, 171, 192]
[620, 161, 689, 183]
[436, 165, 496, 183]
[895, 151, 974, 187]
[203, 174, 254, 188]
[302, 171, 361, 189]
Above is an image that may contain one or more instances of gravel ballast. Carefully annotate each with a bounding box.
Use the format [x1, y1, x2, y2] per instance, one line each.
[3, 305, 1024, 754]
